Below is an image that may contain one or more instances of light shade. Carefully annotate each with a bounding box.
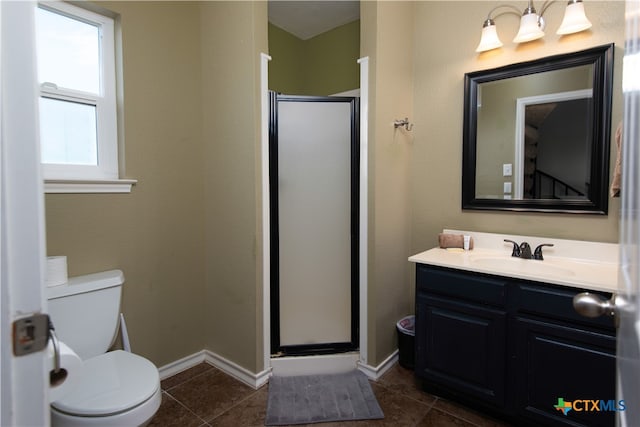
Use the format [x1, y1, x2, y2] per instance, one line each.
[557, 0, 592, 35]
[513, 11, 545, 43]
[476, 19, 503, 52]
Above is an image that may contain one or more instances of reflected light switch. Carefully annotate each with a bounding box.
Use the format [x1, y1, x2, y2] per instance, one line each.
[504, 182, 512, 193]
[503, 164, 512, 177]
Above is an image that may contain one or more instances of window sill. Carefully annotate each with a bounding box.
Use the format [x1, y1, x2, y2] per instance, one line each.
[44, 179, 137, 194]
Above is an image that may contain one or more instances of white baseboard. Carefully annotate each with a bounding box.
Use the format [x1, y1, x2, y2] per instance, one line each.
[157, 348, 398, 389]
[157, 350, 272, 390]
[158, 350, 207, 380]
[357, 349, 398, 380]
[270, 352, 360, 377]
[204, 350, 271, 389]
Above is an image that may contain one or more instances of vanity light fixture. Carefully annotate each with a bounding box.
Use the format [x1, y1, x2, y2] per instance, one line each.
[475, 0, 592, 53]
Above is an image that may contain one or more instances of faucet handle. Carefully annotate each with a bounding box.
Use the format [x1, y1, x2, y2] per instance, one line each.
[504, 239, 520, 257]
[533, 243, 554, 260]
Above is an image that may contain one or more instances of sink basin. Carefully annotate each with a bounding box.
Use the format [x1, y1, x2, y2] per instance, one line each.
[470, 257, 576, 277]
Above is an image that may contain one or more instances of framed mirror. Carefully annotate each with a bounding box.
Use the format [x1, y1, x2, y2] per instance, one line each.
[462, 44, 614, 214]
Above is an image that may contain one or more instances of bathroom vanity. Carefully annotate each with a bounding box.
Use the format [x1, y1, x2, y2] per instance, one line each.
[409, 231, 619, 427]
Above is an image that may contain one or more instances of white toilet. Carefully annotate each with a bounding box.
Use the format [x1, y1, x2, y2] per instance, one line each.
[46, 270, 161, 427]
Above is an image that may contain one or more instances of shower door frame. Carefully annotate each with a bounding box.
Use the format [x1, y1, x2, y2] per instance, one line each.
[269, 92, 360, 357]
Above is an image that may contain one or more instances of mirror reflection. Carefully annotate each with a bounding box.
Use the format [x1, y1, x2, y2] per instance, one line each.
[462, 44, 614, 214]
[476, 65, 593, 200]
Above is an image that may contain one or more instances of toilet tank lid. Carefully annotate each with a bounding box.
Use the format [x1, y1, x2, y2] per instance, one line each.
[47, 270, 124, 301]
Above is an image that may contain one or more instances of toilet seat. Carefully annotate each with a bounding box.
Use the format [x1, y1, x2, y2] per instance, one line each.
[52, 350, 160, 417]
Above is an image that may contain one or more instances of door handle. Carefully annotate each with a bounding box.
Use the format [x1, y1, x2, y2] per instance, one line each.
[573, 292, 617, 318]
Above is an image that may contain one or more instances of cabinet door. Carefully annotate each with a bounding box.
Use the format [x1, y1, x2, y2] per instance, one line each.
[416, 294, 507, 408]
[513, 316, 616, 427]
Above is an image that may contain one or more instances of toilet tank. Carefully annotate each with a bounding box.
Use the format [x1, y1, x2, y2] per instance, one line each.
[46, 270, 124, 360]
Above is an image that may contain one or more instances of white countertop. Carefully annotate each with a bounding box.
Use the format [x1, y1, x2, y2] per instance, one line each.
[409, 230, 619, 293]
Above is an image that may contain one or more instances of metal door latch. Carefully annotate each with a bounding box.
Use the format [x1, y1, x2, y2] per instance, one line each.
[12, 313, 49, 356]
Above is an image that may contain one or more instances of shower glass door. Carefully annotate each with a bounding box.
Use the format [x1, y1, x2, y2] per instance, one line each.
[270, 93, 359, 356]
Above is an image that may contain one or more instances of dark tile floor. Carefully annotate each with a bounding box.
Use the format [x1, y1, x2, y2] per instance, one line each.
[149, 362, 511, 427]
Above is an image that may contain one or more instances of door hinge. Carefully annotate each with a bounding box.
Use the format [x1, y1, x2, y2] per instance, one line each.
[12, 313, 49, 356]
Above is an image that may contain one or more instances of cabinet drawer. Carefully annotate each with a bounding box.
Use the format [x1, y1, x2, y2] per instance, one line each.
[417, 264, 506, 306]
[512, 281, 615, 330]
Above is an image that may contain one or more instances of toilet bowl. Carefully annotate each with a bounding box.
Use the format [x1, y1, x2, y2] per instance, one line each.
[46, 270, 161, 426]
[50, 351, 161, 427]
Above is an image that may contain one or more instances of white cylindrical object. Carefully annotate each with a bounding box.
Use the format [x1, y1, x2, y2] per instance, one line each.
[46, 256, 68, 287]
[463, 235, 471, 251]
[47, 339, 84, 402]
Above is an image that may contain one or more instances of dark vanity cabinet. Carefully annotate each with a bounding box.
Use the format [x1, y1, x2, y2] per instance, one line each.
[415, 267, 508, 407]
[415, 264, 616, 427]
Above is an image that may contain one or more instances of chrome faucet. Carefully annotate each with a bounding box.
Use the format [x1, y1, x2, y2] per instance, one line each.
[504, 239, 554, 260]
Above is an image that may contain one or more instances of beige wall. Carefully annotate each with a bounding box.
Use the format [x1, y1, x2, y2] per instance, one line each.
[361, 0, 625, 368]
[45, 1, 268, 372]
[43, 0, 625, 374]
[45, 1, 206, 366]
[411, 0, 625, 262]
[200, 1, 268, 374]
[361, 1, 415, 366]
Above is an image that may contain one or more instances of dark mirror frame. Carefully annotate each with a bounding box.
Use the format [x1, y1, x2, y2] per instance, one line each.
[462, 44, 614, 214]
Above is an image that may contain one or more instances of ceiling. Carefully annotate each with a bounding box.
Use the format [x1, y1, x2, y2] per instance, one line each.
[268, 1, 360, 40]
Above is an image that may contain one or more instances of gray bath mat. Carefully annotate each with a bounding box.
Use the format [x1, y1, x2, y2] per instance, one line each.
[265, 370, 384, 425]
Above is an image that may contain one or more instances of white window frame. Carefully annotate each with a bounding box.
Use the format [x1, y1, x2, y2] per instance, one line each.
[37, 2, 135, 193]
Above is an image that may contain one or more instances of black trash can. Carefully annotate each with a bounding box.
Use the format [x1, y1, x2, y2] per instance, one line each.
[396, 315, 415, 370]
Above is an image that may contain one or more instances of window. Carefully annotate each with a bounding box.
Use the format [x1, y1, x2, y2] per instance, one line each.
[36, 2, 130, 191]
